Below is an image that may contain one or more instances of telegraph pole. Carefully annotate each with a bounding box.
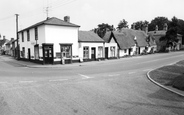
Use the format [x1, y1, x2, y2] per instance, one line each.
[15, 14, 19, 60]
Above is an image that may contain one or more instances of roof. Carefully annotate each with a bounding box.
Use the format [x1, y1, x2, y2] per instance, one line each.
[120, 29, 148, 47]
[19, 17, 80, 32]
[112, 31, 135, 49]
[148, 30, 166, 36]
[78, 31, 104, 42]
[0, 39, 9, 47]
[102, 31, 112, 43]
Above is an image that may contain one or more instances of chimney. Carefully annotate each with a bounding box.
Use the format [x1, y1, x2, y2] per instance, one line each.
[64, 16, 70, 23]
[155, 25, 158, 31]
[11, 38, 14, 41]
[163, 23, 168, 31]
[3, 36, 5, 40]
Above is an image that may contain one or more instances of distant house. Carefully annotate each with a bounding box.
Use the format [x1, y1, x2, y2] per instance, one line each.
[11, 39, 17, 57]
[148, 24, 183, 52]
[0, 37, 9, 55]
[78, 31, 105, 61]
[18, 16, 80, 64]
[5, 38, 14, 55]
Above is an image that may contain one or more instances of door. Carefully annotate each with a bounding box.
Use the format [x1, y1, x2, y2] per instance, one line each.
[129, 48, 131, 55]
[43, 44, 53, 64]
[91, 47, 96, 60]
[105, 47, 108, 59]
[28, 48, 31, 61]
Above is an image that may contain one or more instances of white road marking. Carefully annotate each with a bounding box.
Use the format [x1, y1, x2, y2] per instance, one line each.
[79, 74, 92, 79]
[128, 72, 136, 74]
[49, 79, 68, 82]
[19, 81, 35, 83]
[108, 74, 120, 76]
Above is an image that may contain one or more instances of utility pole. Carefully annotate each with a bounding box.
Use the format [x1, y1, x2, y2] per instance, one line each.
[15, 14, 19, 60]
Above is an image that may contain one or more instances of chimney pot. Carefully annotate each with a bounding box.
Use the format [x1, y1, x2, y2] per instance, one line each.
[64, 16, 70, 23]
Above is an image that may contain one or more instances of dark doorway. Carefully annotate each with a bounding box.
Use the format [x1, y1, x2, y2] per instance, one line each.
[91, 47, 96, 60]
[129, 48, 132, 55]
[42, 44, 54, 64]
[105, 47, 108, 59]
[28, 48, 31, 61]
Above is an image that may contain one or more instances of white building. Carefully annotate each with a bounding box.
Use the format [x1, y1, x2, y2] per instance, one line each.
[18, 17, 80, 64]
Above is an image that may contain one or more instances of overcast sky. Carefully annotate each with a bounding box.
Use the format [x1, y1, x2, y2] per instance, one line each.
[0, 0, 184, 39]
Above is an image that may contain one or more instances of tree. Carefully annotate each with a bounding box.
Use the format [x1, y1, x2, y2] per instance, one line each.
[148, 17, 170, 31]
[131, 20, 149, 30]
[117, 19, 128, 30]
[160, 16, 179, 51]
[95, 23, 113, 38]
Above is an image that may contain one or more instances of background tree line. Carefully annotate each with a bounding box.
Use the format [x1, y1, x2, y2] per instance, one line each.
[92, 16, 184, 50]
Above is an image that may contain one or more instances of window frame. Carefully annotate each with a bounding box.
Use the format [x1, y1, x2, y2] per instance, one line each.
[35, 27, 38, 40]
[83, 46, 89, 59]
[27, 30, 30, 41]
[98, 46, 103, 58]
[22, 32, 24, 42]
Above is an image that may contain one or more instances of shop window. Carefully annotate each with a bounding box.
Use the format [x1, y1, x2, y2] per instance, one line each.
[61, 45, 72, 58]
[98, 46, 103, 58]
[83, 47, 89, 59]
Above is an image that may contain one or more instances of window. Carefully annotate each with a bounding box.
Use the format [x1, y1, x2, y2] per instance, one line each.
[61, 46, 72, 58]
[110, 46, 115, 57]
[27, 30, 30, 41]
[22, 32, 24, 42]
[124, 49, 127, 53]
[83, 47, 89, 58]
[35, 27, 38, 40]
[98, 47, 103, 58]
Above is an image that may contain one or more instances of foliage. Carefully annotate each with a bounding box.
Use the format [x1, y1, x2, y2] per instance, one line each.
[148, 17, 170, 31]
[93, 23, 114, 38]
[131, 20, 149, 30]
[117, 19, 128, 30]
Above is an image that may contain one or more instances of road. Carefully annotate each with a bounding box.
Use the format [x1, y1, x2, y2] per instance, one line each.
[0, 51, 184, 115]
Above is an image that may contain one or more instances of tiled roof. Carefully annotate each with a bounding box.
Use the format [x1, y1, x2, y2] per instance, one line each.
[19, 17, 80, 32]
[0, 39, 9, 47]
[78, 31, 104, 42]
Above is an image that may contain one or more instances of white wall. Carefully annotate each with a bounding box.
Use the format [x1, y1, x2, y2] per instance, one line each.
[45, 25, 79, 59]
[79, 42, 104, 60]
[104, 37, 118, 58]
[19, 25, 45, 59]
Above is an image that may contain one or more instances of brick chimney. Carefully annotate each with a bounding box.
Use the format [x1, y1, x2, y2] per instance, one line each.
[143, 24, 148, 34]
[64, 16, 70, 23]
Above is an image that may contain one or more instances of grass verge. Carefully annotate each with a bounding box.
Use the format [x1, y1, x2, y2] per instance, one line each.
[149, 61, 184, 91]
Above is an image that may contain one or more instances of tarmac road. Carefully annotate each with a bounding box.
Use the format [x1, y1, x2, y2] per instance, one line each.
[0, 51, 184, 115]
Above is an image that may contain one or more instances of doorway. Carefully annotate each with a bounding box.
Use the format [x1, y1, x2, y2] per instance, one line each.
[105, 47, 108, 59]
[42, 44, 53, 64]
[28, 48, 31, 61]
[91, 47, 96, 60]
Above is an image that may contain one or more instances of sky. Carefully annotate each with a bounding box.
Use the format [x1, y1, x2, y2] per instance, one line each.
[0, 0, 184, 40]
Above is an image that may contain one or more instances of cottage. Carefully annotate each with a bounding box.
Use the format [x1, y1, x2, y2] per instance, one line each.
[18, 16, 80, 64]
[0, 36, 9, 55]
[101, 32, 118, 59]
[103, 28, 152, 57]
[78, 31, 105, 62]
[148, 24, 183, 52]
